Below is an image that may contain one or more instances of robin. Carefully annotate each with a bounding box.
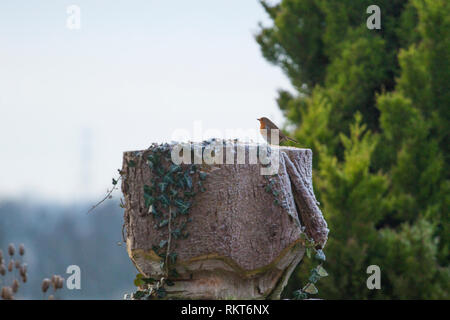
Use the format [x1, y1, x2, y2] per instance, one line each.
[257, 117, 299, 145]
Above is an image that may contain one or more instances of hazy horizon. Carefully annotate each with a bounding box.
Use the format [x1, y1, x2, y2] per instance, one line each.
[0, 0, 291, 203]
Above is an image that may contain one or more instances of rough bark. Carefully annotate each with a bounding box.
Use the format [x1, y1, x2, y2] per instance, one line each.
[122, 143, 328, 299]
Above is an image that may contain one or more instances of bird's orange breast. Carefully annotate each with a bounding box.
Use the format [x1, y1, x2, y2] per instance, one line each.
[259, 121, 266, 129]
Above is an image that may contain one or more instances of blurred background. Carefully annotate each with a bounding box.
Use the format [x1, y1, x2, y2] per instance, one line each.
[0, 0, 288, 299]
[0, 0, 448, 299]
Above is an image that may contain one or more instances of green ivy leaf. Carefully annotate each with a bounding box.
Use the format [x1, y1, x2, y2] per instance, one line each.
[184, 191, 196, 198]
[176, 178, 185, 189]
[127, 160, 136, 167]
[303, 283, 318, 294]
[142, 277, 157, 284]
[174, 199, 190, 214]
[199, 171, 208, 180]
[133, 290, 145, 299]
[165, 279, 175, 286]
[171, 228, 180, 239]
[316, 265, 329, 277]
[169, 164, 181, 174]
[306, 247, 312, 259]
[158, 194, 170, 207]
[158, 182, 168, 193]
[134, 274, 144, 287]
[156, 167, 165, 176]
[144, 194, 154, 208]
[156, 287, 166, 298]
[293, 290, 308, 300]
[309, 270, 320, 284]
[159, 219, 169, 228]
[184, 173, 193, 189]
[134, 278, 148, 287]
[163, 174, 175, 185]
[144, 184, 152, 195]
[147, 154, 160, 166]
[169, 252, 177, 264]
[315, 249, 326, 261]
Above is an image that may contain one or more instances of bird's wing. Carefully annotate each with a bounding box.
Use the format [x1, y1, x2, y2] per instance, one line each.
[266, 118, 279, 129]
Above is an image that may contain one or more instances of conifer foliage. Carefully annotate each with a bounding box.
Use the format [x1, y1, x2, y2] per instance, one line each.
[256, 0, 449, 299]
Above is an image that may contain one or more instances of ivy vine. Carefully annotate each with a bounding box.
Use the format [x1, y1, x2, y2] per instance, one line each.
[263, 174, 328, 299]
[292, 232, 328, 299]
[131, 143, 208, 300]
[263, 175, 286, 208]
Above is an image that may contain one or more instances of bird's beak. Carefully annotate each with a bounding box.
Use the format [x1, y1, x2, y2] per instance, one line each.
[256, 118, 260, 121]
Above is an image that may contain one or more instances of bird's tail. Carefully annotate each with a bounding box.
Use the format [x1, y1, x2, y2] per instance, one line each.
[285, 136, 300, 144]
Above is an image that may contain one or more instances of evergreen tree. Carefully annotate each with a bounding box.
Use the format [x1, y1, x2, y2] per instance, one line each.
[257, 0, 449, 299]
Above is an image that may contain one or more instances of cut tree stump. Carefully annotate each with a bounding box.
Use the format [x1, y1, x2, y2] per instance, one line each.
[122, 142, 328, 299]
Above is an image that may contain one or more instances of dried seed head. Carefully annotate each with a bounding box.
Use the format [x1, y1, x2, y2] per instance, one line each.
[0, 264, 6, 276]
[48, 295, 55, 300]
[19, 244, 25, 256]
[41, 278, 51, 293]
[0, 249, 3, 261]
[19, 265, 26, 278]
[8, 244, 15, 257]
[12, 279, 19, 293]
[51, 275, 58, 289]
[57, 276, 64, 289]
[19, 263, 27, 277]
[8, 260, 13, 272]
[15, 260, 21, 269]
[21, 273, 27, 283]
[1, 286, 13, 300]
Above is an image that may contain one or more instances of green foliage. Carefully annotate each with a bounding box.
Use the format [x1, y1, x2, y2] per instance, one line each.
[256, 0, 328, 89]
[313, 115, 389, 299]
[293, 233, 329, 299]
[257, 0, 449, 299]
[324, 31, 390, 132]
[131, 142, 209, 299]
[263, 175, 286, 208]
[374, 219, 449, 299]
[291, 89, 337, 167]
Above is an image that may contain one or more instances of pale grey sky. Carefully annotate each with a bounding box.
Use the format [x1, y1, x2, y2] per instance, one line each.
[0, 0, 292, 202]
